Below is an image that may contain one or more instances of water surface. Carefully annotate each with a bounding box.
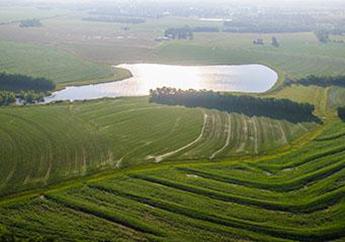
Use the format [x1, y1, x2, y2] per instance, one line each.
[45, 64, 278, 103]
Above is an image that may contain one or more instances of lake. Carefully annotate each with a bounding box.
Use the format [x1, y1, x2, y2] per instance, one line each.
[44, 64, 278, 103]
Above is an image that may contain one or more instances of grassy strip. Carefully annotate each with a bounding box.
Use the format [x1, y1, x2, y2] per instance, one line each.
[177, 160, 345, 192]
[130, 174, 345, 213]
[45, 193, 164, 237]
[90, 183, 345, 241]
[267, 144, 345, 170]
[55, 67, 132, 90]
[315, 131, 345, 141]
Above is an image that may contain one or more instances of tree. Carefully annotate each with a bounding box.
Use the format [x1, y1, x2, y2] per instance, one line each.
[314, 30, 329, 43]
[272, 36, 280, 47]
[19, 19, 42, 28]
[0, 91, 16, 106]
[338, 107, 345, 121]
[164, 26, 193, 40]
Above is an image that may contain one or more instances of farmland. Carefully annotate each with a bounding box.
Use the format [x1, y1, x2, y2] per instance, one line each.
[1, 119, 345, 241]
[2, 13, 345, 81]
[1, 3, 345, 241]
[0, 40, 132, 87]
[0, 97, 315, 197]
[154, 32, 345, 78]
[0, 7, 70, 23]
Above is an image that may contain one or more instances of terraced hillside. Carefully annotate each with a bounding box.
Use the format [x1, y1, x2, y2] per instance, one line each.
[0, 97, 315, 197]
[1, 120, 344, 241]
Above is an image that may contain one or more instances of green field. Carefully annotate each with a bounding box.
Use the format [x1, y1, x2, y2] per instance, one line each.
[0, 97, 315, 197]
[0, 7, 70, 23]
[0, 40, 131, 87]
[2, 6, 345, 241]
[1, 119, 345, 241]
[154, 32, 345, 78]
[2, 15, 345, 80]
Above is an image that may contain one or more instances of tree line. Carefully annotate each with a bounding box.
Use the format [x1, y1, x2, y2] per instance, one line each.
[0, 72, 55, 92]
[297, 75, 345, 88]
[83, 16, 145, 24]
[150, 87, 318, 123]
[164, 26, 221, 40]
[0, 90, 46, 106]
[0, 91, 16, 106]
[19, 19, 42, 28]
[222, 15, 314, 33]
[192, 26, 219, 33]
[164, 26, 194, 40]
[314, 30, 330, 43]
[0, 73, 55, 106]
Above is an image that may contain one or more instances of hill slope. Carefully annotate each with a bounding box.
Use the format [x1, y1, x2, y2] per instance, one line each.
[0, 97, 315, 197]
[0, 120, 344, 241]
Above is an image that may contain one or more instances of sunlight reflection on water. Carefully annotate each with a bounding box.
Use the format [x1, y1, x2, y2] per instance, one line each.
[45, 64, 278, 103]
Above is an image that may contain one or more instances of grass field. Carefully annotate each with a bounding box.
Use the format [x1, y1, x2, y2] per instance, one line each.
[0, 40, 132, 87]
[0, 7, 70, 23]
[0, 97, 315, 197]
[1, 119, 345, 241]
[154, 32, 345, 78]
[2, 15, 345, 79]
[328, 86, 345, 110]
[2, 6, 345, 241]
[268, 84, 331, 118]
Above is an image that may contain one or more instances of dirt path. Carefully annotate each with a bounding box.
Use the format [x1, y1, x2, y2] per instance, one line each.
[210, 113, 231, 159]
[152, 112, 208, 162]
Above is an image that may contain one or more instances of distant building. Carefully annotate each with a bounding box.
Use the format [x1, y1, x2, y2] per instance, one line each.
[155, 36, 171, 42]
[253, 38, 264, 45]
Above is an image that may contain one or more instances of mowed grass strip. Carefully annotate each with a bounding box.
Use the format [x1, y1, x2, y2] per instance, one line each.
[129, 174, 345, 213]
[44, 193, 164, 237]
[90, 183, 345, 241]
[0, 198, 151, 241]
[176, 159, 345, 192]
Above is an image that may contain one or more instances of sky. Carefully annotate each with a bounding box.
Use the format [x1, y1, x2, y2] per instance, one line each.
[2, 0, 344, 8]
[14, 0, 343, 2]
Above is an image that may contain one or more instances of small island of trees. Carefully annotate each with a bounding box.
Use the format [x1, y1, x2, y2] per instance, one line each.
[150, 87, 318, 123]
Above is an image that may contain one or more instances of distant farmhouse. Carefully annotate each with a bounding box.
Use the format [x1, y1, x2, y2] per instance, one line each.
[155, 36, 171, 42]
[253, 38, 264, 45]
